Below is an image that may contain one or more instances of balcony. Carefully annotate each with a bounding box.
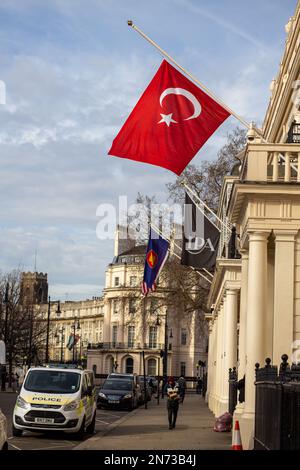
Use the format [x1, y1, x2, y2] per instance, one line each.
[240, 143, 300, 183]
[87, 342, 165, 351]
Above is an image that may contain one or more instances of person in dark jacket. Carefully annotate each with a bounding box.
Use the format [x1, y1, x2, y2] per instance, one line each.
[196, 377, 202, 394]
[178, 376, 186, 403]
[164, 377, 180, 429]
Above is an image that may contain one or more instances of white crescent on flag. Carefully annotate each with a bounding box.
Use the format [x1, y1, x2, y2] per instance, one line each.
[158, 87, 202, 126]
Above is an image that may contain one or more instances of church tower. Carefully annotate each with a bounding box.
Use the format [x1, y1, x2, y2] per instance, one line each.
[20, 272, 48, 306]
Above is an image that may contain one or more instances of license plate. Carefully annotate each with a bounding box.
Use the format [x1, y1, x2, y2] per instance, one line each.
[108, 400, 119, 404]
[34, 417, 55, 424]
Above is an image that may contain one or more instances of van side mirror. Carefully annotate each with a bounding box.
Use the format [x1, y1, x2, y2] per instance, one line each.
[86, 385, 93, 396]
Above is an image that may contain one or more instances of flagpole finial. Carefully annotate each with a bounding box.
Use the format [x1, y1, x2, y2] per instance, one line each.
[127, 20, 133, 27]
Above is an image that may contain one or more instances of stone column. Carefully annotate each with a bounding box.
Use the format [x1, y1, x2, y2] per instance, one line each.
[208, 318, 216, 411]
[224, 289, 238, 371]
[273, 231, 297, 364]
[215, 302, 225, 416]
[103, 300, 111, 343]
[217, 289, 238, 415]
[233, 252, 248, 425]
[206, 320, 214, 404]
[265, 246, 274, 359]
[241, 231, 269, 450]
[237, 251, 248, 380]
[211, 318, 217, 410]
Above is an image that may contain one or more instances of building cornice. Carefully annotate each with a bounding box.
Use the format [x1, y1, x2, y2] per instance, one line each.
[207, 258, 241, 310]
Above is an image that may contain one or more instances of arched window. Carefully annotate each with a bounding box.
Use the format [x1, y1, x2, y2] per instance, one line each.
[125, 357, 134, 374]
[147, 358, 157, 376]
[105, 355, 114, 374]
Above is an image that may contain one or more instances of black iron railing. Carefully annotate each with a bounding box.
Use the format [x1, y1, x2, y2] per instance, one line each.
[87, 342, 165, 350]
[228, 367, 238, 415]
[254, 355, 300, 450]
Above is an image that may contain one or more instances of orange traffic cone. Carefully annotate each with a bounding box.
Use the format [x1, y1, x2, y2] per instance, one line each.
[232, 420, 243, 450]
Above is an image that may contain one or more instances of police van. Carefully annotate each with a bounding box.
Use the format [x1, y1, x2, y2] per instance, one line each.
[13, 366, 96, 438]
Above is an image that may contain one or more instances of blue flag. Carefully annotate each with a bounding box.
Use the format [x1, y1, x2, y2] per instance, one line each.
[142, 227, 169, 296]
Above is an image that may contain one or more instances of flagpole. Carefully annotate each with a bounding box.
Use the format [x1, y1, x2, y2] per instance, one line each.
[127, 20, 257, 133]
[183, 182, 231, 234]
[150, 223, 212, 285]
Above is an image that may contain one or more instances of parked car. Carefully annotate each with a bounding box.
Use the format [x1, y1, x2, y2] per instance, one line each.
[0, 408, 8, 451]
[97, 378, 139, 410]
[107, 373, 143, 403]
[108, 372, 139, 385]
[13, 366, 96, 439]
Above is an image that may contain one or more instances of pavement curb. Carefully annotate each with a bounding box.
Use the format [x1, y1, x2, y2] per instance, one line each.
[73, 406, 142, 450]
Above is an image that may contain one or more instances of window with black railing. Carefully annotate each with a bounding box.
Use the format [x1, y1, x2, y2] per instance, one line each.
[149, 326, 157, 349]
[127, 325, 135, 348]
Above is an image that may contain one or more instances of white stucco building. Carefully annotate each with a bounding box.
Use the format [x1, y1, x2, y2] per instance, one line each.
[87, 226, 207, 380]
[206, 2, 300, 450]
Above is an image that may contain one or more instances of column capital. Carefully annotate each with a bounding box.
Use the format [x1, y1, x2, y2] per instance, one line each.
[225, 288, 239, 296]
[239, 248, 249, 259]
[248, 230, 270, 242]
[273, 230, 298, 242]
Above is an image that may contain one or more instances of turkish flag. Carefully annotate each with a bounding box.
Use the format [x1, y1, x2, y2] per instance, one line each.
[108, 60, 230, 175]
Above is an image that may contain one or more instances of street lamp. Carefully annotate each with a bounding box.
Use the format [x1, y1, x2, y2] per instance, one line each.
[156, 310, 172, 398]
[55, 326, 65, 363]
[3, 283, 9, 347]
[45, 297, 61, 364]
[71, 317, 81, 363]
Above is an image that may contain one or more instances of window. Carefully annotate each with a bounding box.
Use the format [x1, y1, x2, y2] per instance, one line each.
[105, 355, 114, 374]
[181, 328, 187, 346]
[125, 357, 134, 374]
[147, 358, 157, 376]
[128, 326, 135, 348]
[149, 326, 157, 348]
[150, 298, 158, 313]
[129, 298, 137, 314]
[114, 277, 120, 287]
[129, 276, 137, 287]
[180, 362, 186, 377]
[112, 299, 118, 315]
[112, 325, 118, 347]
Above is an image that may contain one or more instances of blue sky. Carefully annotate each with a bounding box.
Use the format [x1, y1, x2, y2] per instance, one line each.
[0, 0, 297, 299]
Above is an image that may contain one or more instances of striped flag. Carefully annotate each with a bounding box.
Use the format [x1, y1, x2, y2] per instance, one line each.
[142, 227, 169, 296]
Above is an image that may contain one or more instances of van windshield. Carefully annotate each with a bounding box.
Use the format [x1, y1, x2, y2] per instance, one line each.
[24, 370, 81, 394]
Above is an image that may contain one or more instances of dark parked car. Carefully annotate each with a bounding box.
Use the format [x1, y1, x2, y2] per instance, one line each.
[97, 378, 139, 411]
[107, 373, 142, 403]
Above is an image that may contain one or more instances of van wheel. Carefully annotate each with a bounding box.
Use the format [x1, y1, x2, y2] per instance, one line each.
[74, 416, 85, 440]
[86, 413, 96, 434]
[12, 424, 23, 437]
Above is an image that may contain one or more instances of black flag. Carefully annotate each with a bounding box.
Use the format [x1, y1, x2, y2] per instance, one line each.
[181, 193, 220, 269]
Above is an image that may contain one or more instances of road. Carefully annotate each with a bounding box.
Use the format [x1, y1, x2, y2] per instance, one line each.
[0, 391, 130, 450]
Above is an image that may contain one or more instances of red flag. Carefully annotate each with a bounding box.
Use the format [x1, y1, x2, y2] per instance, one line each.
[108, 60, 230, 175]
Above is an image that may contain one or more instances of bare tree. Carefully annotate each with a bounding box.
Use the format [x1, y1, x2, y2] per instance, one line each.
[166, 127, 247, 212]
[0, 270, 47, 385]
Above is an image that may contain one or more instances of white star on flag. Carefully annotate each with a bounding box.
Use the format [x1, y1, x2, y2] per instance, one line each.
[158, 113, 177, 127]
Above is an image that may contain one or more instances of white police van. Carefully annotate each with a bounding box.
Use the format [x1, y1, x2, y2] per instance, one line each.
[13, 366, 96, 438]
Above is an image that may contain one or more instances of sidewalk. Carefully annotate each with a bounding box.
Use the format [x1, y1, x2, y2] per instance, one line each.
[75, 394, 232, 450]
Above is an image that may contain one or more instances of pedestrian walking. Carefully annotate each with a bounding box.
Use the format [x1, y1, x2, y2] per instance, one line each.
[164, 377, 180, 429]
[196, 377, 202, 394]
[11, 372, 17, 392]
[178, 375, 186, 403]
[1, 366, 7, 391]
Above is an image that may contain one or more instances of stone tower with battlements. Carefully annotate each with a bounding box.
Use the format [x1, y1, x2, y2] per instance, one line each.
[20, 272, 48, 306]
